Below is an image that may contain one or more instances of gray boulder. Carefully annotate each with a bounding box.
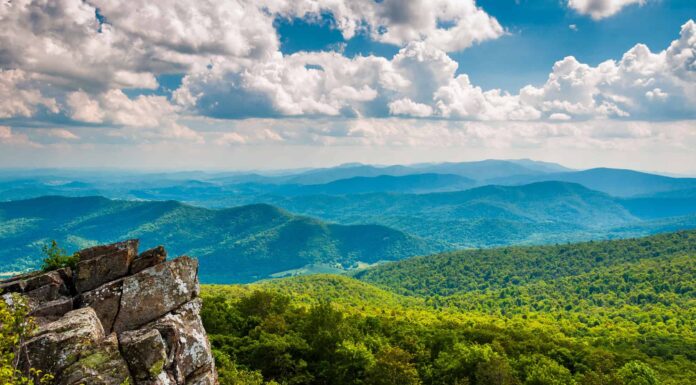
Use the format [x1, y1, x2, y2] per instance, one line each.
[113, 256, 199, 332]
[20, 307, 105, 376]
[75, 239, 139, 293]
[78, 279, 124, 334]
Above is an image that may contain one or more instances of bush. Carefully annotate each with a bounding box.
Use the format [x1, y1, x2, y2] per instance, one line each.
[0, 294, 53, 384]
[40, 240, 79, 271]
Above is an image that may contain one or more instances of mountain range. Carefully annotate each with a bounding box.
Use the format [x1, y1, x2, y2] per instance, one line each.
[1, 181, 695, 283]
[256, 181, 696, 247]
[1, 159, 695, 283]
[2, 160, 695, 207]
[0, 196, 436, 283]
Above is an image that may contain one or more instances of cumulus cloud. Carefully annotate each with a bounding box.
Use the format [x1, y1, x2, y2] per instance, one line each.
[0, 126, 11, 140]
[173, 51, 401, 118]
[568, 0, 645, 20]
[174, 20, 695, 121]
[67, 89, 202, 142]
[519, 20, 696, 120]
[0, 0, 506, 141]
[0, 0, 693, 151]
[268, 0, 503, 52]
[389, 99, 433, 117]
[0, 0, 501, 94]
[0, 69, 58, 118]
[0, 0, 159, 91]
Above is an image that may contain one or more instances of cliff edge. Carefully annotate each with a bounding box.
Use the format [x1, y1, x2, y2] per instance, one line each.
[0, 240, 217, 385]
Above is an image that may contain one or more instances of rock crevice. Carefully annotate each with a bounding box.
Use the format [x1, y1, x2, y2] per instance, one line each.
[1, 240, 217, 385]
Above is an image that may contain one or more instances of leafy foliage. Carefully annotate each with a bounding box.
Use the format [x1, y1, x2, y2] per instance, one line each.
[0, 294, 53, 384]
[201, 230, 696, 384]
[40, 240, 79, 271]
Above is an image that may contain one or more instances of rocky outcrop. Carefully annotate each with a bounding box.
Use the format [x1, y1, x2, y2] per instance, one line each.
[1, 240, 217, 385]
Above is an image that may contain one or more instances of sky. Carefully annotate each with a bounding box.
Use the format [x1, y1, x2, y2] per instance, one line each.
[0, 0, 695, 174]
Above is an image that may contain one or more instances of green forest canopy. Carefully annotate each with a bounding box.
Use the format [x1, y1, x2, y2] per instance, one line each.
[200, 230, 696, 384]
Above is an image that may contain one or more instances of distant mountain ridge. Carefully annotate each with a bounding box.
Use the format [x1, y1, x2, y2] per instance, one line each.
[3, 162, 695, 207]
[493, 167, 696, 197]
[281, 173, 475, 195]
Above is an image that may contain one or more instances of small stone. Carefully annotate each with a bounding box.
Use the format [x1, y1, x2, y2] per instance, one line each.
[119, 328, 168, 382]
[131, 246, 167, 274]
[186, 366, 217, 385]
[30, 297, 74, 318]
[0, 277, 26, 293]
[78, 279, 124, 333]
[1, 269, 71, 299]
[78, 239, 139, 261]
[75, 240, 139, 293]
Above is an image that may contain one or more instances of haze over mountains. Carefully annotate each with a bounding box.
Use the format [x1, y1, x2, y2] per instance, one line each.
[1, 159, 695, 283]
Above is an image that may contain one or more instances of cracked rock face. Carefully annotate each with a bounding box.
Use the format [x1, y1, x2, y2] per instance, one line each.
[1, 240, 217, 385]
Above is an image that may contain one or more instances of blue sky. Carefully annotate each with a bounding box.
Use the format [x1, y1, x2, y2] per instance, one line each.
[0, 0, 694, 173]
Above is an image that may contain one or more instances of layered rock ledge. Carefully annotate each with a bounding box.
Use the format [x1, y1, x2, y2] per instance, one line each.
[0, 240, 217, 385]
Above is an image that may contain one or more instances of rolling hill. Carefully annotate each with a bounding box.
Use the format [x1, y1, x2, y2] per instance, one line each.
[354, 229, 696, 297]
[262, 181, 667, 247]
[0, 196, 437, 283]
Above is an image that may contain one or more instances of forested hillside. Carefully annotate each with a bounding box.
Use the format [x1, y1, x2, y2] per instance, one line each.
[200, 230, 696, 384]
[265, 181, 696, 247]
[355, 230, 696, 296]
[0, 196, 436, 282]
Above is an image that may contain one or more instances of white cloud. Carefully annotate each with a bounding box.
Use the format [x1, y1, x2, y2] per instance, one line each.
[175, 19, 696, 121]
[0, 69, 58, 118]
[268, 0, 503, 52]
[434, 75, 541, 120]
[568, 0, 645, 20]
[518, 21, 696, 119]
[0, 0, 159, 91]
[0, 0, 502, 97]
[67, 89, 202, 142]
[549, 113, 572, 120]
[389, 99, 433, 117]
[0, 126, 11, 140]
[645, 88, 668, 101]
[173, 50, 401, 118]
[0, 0, 693, 153]
[66, 91, 105, 123]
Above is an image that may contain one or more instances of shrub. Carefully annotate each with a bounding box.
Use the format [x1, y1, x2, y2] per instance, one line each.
[40, 240, 79, 271]
[0, 294, 53, 384]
